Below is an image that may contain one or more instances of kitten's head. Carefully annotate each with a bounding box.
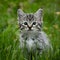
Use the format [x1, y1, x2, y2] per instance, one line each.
[17, 9, 43, 31]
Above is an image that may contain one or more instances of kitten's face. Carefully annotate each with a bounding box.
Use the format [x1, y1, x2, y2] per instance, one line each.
[17, 9, 43, 31]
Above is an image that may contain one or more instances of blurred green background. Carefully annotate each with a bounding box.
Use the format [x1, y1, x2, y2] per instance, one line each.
[0, 0, 60, 60]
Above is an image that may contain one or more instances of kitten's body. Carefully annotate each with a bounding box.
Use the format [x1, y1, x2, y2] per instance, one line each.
[20, 31, 51, 52]
[17, 9, 52, 59]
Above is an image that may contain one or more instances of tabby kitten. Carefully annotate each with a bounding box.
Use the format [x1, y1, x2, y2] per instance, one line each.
[17, 8, 52, 60]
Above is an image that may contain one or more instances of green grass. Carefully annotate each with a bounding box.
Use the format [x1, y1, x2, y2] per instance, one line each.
[0, 0, 60, 60]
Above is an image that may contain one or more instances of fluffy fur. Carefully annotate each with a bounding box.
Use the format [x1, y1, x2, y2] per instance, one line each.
[17, 8, 52, 55]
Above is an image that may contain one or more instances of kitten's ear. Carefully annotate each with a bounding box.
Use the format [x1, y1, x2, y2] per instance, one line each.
[17, 9, 25, 19]
[17, 9, 25, 28]
[34, 8, 43, 23]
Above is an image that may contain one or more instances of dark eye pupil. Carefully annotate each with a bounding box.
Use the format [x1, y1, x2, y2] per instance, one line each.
[33, 22, 36, 25]
[24, 22, 27, 25]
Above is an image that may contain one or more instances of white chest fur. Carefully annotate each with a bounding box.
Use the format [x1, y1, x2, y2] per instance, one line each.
[19, 31, 52, 52]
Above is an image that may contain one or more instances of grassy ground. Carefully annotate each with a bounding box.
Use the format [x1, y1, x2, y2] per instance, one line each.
[0, 0, 60, 60]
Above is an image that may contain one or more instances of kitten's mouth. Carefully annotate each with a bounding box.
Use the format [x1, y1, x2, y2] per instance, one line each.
[27, 26, 35, 31]
[27, 26, 33, 31]
[29, 27, 31, 30]
[28, 29, 33, 31]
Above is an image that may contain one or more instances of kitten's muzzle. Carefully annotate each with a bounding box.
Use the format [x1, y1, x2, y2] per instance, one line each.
[28, 26, 32, 30]
[27, 24, 33, 30]
[27, 22, 36, 30]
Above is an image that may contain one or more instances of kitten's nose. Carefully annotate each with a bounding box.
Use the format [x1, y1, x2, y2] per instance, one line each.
[29, 26, 32, 30]
[27, 25, 32, 30]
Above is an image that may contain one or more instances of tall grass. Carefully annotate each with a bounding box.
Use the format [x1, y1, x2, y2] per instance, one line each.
[0, 0, 60, 60]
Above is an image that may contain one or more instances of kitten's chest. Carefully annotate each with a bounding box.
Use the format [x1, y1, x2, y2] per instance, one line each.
[20, 31, 40, 41]
[20, 31, 46, 51]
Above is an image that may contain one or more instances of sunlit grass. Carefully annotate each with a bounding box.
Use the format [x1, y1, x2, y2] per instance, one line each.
[0, 0, 60, 60]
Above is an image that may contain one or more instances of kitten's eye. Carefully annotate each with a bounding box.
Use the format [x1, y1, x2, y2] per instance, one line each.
[24, 22, 28, 25]
[33, 22, 36, 25]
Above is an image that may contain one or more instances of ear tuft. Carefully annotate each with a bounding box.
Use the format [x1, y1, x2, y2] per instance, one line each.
[34, 8, 43, 23]
[35, 8, 43, 17]
[17, 9, 25, 17]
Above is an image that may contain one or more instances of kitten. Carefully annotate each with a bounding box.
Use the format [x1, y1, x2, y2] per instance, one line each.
[17, 8, 53, 59]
